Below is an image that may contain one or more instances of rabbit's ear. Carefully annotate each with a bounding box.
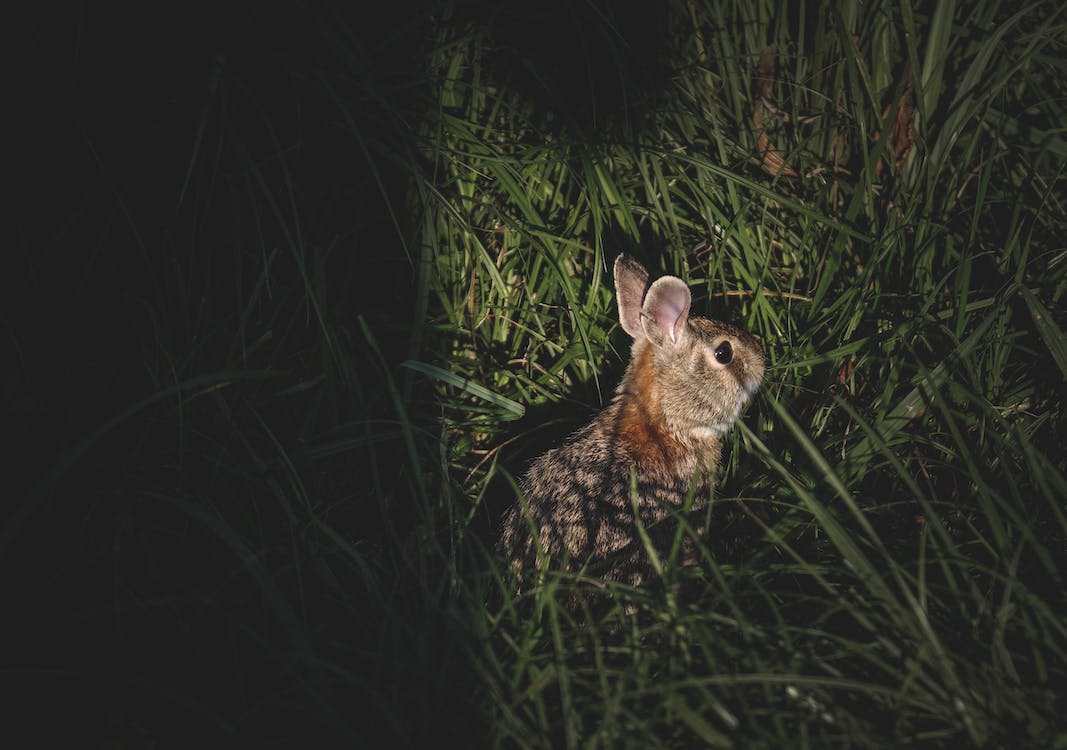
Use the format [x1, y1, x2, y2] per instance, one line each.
[641, 276, 691, 346]
[614, 255, 650, 338]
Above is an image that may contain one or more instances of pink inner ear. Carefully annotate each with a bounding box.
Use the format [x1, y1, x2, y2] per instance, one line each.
[662, 300, 686, 342]
[643, 276, 691, 344]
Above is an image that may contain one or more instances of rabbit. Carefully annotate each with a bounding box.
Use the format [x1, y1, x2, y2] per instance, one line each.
[498, 254, 765, 589]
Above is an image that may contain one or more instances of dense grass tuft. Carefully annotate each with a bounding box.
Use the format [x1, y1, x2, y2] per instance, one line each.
[414, 1, 1067, 746]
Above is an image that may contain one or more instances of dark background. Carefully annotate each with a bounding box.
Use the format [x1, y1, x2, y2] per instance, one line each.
[10, 4, 438, 746]
[7, 2, 667, 746]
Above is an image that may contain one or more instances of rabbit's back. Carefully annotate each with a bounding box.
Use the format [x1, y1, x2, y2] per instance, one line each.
[499, 387, 717, 581]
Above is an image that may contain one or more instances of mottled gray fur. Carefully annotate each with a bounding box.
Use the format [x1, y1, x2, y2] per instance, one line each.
[499, 255, 765, 586]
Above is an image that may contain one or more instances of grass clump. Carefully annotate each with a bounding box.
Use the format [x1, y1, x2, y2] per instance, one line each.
[413, 1, 1067, 747]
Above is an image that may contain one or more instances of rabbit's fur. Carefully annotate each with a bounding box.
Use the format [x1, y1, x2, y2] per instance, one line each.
[499, 255, 765, 586]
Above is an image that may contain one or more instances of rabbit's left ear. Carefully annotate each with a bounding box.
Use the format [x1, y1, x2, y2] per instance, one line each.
[614, 255, 651, 338]
[641, 276, 691, 346]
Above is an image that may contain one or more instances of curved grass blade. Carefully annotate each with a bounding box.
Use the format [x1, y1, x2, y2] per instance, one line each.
[401, 359, 526, 419]
[1020, 287, 1067, 380]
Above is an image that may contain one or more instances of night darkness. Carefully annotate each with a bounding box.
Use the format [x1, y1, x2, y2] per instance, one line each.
[8, 2, 669, 746]
[10, 3, 450, 746]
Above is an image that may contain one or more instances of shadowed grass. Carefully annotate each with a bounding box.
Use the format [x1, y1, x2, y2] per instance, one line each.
[411, 1, 1066, 747]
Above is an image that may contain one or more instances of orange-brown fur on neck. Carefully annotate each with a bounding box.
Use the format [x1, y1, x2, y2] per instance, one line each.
[610, 342, 718, 481]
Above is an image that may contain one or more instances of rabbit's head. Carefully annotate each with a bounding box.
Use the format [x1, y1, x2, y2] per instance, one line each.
[614, 255, 765, 442]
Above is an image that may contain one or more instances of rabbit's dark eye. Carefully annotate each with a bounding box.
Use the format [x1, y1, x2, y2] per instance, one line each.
[714, 341, 733, 364]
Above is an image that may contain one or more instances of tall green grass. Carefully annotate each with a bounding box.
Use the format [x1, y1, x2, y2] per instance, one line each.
[409, 1, 1067, 747]
[10, 1, 1065, 746]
